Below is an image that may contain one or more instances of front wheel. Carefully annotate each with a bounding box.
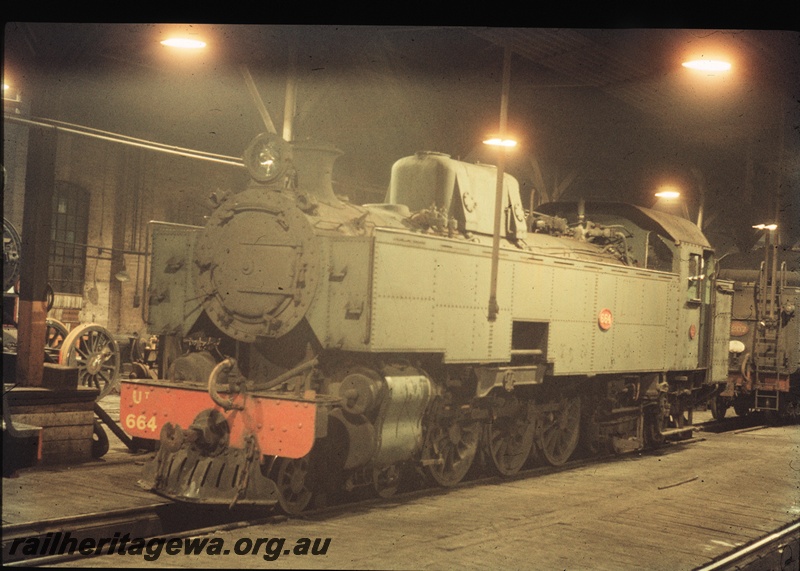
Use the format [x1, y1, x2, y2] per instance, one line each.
[272, 456, 313, 515]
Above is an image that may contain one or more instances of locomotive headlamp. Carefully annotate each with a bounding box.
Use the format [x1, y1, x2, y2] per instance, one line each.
[729, 340, 746, 354]
[243, 132, 292, 183]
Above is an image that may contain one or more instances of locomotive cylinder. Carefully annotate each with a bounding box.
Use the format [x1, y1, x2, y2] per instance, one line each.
[340, 372, 385, 415]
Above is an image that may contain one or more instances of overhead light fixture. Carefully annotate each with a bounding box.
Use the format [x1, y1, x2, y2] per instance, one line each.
[483, 138, 517, 148]
[115, 258, 131, 282]
[682, 59, 732, 72]
[655, 189, 681, 199]
[752, 223, 777, 230]
[160, 38, 206, 49]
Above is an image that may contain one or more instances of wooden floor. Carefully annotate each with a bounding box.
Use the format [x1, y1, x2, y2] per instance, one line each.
[3, 393, 166, 528]
[32, 411, 799, 570]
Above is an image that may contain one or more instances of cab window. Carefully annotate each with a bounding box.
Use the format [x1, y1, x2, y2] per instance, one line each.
[687, 253, 703, 302]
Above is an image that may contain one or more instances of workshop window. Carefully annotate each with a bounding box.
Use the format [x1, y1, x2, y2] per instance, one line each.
[49, 182, 89, 294]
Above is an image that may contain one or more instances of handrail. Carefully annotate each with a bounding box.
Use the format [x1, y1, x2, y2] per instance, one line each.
[207, 358, 244, 411]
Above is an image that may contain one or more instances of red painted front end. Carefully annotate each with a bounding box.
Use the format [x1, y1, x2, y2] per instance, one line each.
[120, 379, 317, 459]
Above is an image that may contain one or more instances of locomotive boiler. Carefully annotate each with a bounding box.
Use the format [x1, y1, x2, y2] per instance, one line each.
[120, 133, 733, 513]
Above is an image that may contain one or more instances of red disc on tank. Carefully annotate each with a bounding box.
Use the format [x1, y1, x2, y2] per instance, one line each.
[730, 321, 749, 337]
[598, 308, 613, 331]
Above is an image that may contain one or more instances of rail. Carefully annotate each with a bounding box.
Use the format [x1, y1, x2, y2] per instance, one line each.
[693, 521, 799, 571]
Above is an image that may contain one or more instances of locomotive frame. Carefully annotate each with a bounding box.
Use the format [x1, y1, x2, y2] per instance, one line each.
[120, 133, 733, 513]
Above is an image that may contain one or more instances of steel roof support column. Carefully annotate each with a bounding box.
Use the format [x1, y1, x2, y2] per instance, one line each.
[15, 81, 57, 387]
[488, 44, 512, 322]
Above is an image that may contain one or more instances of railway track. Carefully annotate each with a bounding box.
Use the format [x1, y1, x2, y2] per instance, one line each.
[4, 416, 793, 568]
[3, 504, 166, 566]
[694, 521, 800, 571]
[2, 436, 702, 567]
[1, 501, 287, 567]
[695, 408, 795, 435]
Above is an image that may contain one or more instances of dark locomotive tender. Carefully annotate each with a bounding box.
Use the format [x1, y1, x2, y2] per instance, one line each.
[120, 133, 733, 514]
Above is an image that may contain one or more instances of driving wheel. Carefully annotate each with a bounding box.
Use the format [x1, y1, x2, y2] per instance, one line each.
[538, 395, 581, 466]
[486, 409, 534, 476]
[422, 400, 480, 487]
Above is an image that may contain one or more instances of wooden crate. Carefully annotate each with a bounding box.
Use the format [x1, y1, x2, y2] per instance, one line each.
[5, 382, 98, 465]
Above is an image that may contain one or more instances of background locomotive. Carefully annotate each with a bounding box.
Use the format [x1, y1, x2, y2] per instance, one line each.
[711, 236, 800, 421]
[120, 132, 733, 514]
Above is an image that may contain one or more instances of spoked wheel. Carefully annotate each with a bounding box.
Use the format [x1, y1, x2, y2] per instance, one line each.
[538, 395, 581, 466]
[486, 409, 534, 476]
[45, 318, 69, 349]
[3, 217, 22, 292]
[272, 456, 313, 515]
[422, 401, 480, 487]
[44, 318, 69, 364]
[58, 323, 121, 400]
[372, 464, 402, 498]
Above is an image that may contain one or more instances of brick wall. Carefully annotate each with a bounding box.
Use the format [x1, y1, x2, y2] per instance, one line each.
[4, 121, 248, 343]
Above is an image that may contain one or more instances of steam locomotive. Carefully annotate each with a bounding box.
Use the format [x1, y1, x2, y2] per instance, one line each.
[120, 133, 733, 513]
[711, 242, 799, 421]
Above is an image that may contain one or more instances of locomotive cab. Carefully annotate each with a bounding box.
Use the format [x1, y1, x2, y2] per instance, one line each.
[537, 201, 732, 389]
